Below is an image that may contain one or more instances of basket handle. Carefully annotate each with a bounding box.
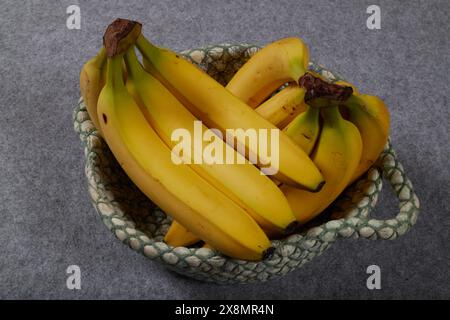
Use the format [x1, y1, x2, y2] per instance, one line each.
[339, 140, 420, 240]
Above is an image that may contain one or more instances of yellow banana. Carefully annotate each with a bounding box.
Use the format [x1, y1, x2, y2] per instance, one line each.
[226, 37, 309, 108]
[331, 80, 389, 183]
[123, 47, 297, 234]
[281, 105, 362, 224]
[341, 93, 390, 184]
[98, 51, 272, 260]
[283, 105, 320, 155]
[254, 83, 307, 128]
[164, 221, 200, 247]
[80, 47, 107, 135]
[136, 34, 324, 191]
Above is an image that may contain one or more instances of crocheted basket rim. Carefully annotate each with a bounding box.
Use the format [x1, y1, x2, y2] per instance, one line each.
[74, 43, 420, 284]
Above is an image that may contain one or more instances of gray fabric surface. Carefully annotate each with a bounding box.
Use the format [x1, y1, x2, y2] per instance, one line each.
[0, 0, 448, 299]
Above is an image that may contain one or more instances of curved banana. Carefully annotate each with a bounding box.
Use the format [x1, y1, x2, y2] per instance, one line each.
[281, 105, 362, 224]
[164, 221, 200, 247]
[123, 47, 297, 234]
[136, 35, 324, 191]
[80, 47, 107, 135]
[331, 80, 389, 183]
[283, 105, 320, 155]
[97, 54, 272, 261]
[226, 37, 309, 108]
[255, 83, 307, 128]
[342, 93, 390, 184]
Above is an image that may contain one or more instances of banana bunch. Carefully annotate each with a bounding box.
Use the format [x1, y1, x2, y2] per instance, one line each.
[80, 19, 390, 260]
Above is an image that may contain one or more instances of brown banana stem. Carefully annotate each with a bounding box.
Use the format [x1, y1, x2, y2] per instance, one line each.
[299, 72, 353, 103]
[103, 18, 142, 57]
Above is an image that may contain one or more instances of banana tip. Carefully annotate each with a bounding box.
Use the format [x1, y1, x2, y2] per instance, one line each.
[284, 221, 299, 235]
[313, 180, 326, 193]
[262, 247, 275, 260]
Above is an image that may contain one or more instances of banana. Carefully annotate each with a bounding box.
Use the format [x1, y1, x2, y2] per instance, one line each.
[136, 34, 324, 191]
[123, 47, 297, 234]
[281, 105, 362, 224]
[80, 47, 107, 135]
[254, 83, 307, 128]
[164, 220, 200, 247]
[283, 105, 320, 155]
[226, 37, 309, 108]
[98, 46, 272, 260]
[330, 80, 389, 183]
[341, 93, 390, 184]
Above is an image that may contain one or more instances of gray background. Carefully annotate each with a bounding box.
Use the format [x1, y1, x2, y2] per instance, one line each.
[0, 0, 449, 299]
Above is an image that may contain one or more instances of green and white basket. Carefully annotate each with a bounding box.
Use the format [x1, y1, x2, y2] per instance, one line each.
[74, 44, 420, 284]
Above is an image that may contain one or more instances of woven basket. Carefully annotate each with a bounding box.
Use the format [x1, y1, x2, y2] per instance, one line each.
[74, 44, 420, 284]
